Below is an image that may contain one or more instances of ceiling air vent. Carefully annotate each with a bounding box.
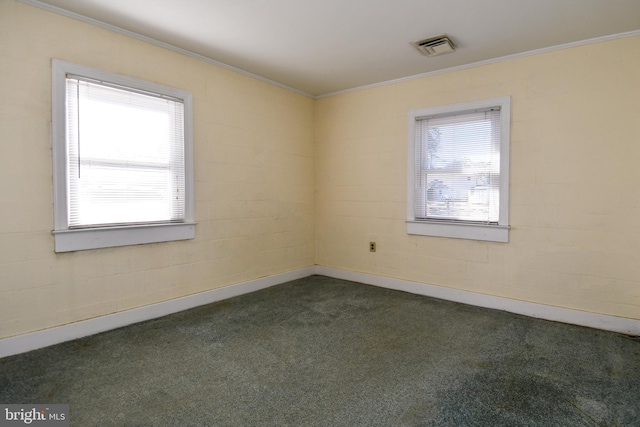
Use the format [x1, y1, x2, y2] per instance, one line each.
[411, 35, 456, 57]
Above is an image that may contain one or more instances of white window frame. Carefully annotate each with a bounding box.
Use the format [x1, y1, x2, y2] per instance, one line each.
[407, 97, 510, 243]
[52, 59, 195, 252]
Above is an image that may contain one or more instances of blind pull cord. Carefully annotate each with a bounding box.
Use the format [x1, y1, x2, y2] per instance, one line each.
[76, 82, 81, 179]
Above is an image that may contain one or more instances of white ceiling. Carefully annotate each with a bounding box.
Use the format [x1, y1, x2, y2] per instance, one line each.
[25, 0, 640, 97]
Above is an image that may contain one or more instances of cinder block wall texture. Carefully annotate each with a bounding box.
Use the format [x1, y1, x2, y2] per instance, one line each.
[0, 1, 315, 338]
[315, 36, 640, 320]
[1, 0, 638, 340]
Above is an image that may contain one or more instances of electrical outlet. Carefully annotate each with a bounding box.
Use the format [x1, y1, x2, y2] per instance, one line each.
[369, 242, 376, 252]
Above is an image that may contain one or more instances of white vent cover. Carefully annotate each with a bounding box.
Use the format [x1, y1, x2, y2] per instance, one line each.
[411, 35, 456, 57]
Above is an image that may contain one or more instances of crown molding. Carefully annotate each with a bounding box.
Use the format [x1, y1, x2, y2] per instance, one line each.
[16, 1, 640, 100]
[317, 29, 640, 99]
[17, 0, 315, 98]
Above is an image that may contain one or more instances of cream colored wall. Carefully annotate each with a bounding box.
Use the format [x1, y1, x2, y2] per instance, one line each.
[316, 36, 640, 320]
[0, 1, 315, 339]
[1, 1, 638, 342]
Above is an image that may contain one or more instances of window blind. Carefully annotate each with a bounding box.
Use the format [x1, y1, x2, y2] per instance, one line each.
[414, 108, 501, 223]
[66, 77, 185, 228]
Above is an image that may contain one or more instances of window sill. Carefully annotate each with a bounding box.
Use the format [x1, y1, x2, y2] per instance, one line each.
[53, 222, 196, 253]
[406, 220, 509, 243]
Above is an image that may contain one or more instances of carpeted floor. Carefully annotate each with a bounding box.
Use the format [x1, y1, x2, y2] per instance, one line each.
[1, 275, 639, 426]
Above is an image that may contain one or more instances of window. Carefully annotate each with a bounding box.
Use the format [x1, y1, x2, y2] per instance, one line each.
[52, 59, 195, 252]
[407, 97, 510, 242]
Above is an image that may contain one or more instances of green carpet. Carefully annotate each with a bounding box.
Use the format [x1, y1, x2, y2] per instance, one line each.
[1, 275, 639, 426]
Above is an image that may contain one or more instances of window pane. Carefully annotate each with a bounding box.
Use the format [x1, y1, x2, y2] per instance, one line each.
[416, 109, 501, 223]
[66, 78, 185, 227]
[72, 166, 174, 225]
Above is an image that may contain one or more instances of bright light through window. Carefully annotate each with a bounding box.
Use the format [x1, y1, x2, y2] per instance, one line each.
[52, 59, 195, 252]
[416, 109, 501, 223]
[66, 78, 185, 228]
[407, 97, 510, 243]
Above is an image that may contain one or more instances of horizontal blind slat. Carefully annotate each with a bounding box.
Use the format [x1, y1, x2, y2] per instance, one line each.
[66, 78, 186, 227]
[415, 109, 501, 223]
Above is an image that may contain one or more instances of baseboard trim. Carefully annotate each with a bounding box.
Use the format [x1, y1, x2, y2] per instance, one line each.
[0, 267, 316, 359]
[316, 266, 640, 336]
[3, 265, 638, 358]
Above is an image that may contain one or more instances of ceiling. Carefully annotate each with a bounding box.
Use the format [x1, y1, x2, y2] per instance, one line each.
[24, 0, 640, 97]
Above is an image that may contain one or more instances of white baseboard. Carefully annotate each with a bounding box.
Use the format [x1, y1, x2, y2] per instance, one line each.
[0, 267, 315, 359]
[316, 266, 640, 336]
[2, 265, 638, 359]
